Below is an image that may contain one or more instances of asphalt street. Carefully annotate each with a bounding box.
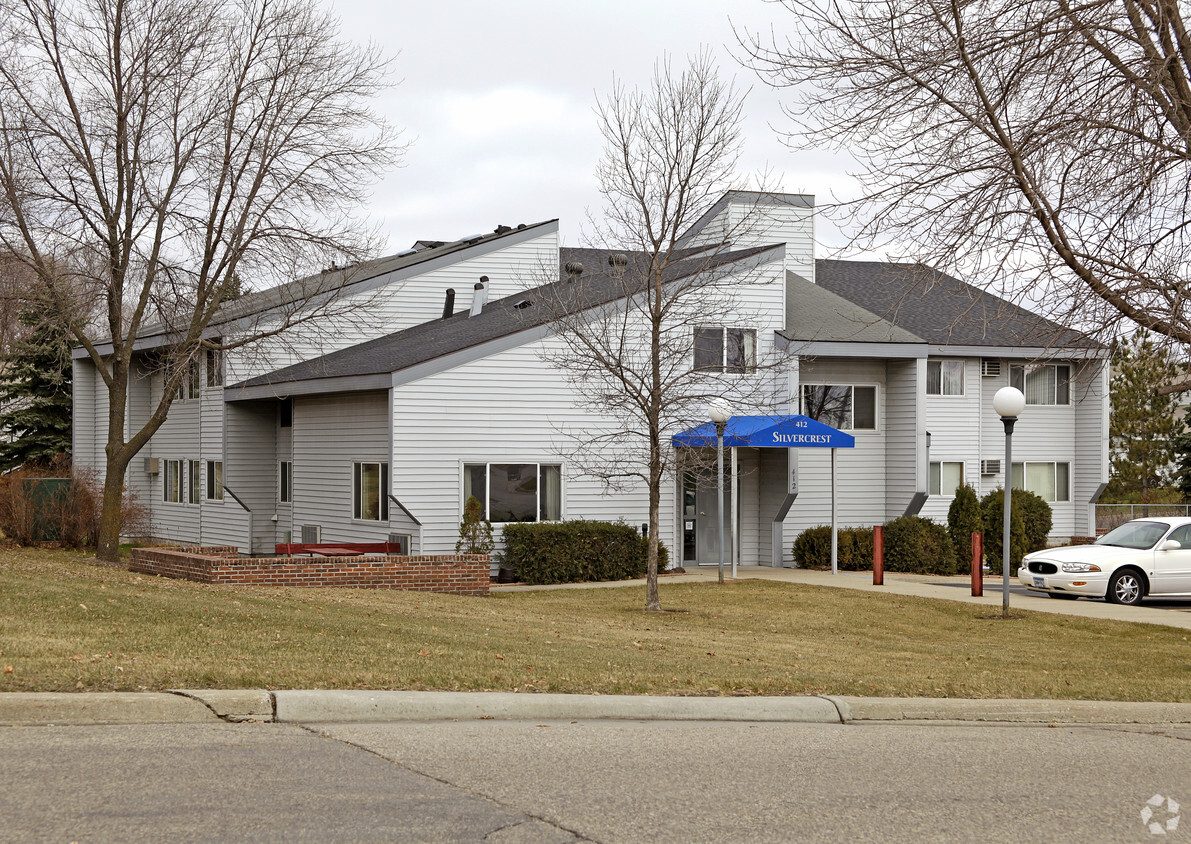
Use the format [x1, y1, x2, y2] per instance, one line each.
[2, 720, 1188, 843]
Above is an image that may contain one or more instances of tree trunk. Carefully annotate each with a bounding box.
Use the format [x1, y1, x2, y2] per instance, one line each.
[96, 451, 130, 562]
[645, 472, 662, 612]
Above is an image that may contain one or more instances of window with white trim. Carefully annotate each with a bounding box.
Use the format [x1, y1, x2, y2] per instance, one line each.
[927, 360, 964, 396]
[205, 346, 223, 388]
[1009, 364, 1071, 405]
[693, 327, 757, 373]
[279, 461, 292, 503]
[800, 384, 877, 431]
[463, 463, 562, 522]
[929, 461, 964, 496]
[352, 462, 389, 521]
[206, 461, 223, 501]
[1012, 462, 1070, 502]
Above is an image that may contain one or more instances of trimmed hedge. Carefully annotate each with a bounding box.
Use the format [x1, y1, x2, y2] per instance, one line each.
[502, 520, 669, 585]
[791, 525, 874, 570]
[883, 515, 957, 575]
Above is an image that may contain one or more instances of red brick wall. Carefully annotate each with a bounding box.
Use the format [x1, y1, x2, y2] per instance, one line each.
[128, 548, 490, 596]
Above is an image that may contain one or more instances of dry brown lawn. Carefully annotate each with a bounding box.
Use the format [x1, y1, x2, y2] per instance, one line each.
[1, 546, 1188, 700]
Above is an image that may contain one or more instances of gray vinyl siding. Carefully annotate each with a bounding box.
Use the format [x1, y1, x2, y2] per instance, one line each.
[919, 358, 981, 525]
[275, 423, 293, 543]
[71, 359, 96, 475]
[291, 391, 391, 544]
[218, 401, 275, 552]
[883, 359, 921, 521]
[1072, 359, 1109, 536]
[142, 365, 203, 545]
[757, 448, 789, 566]
[784, 358, 889, 535]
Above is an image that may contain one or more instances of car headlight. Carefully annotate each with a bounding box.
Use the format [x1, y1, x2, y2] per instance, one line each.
[1061, 563, 1102, 573]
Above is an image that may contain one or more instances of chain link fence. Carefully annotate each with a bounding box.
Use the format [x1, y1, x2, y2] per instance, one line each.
[1094, 504, 1191, 534]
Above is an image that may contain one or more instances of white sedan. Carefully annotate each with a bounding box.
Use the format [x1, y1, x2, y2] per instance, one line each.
[1019, 517, 1191, 605]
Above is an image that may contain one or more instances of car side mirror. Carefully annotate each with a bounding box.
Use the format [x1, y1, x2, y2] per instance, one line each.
[1161, 539, 1182, 551]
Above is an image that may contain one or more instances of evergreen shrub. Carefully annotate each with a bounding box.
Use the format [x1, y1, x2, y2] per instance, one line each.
[883, 515, 957, 575]
[791, 525, 874, 570]
[979, 489, 1030, 573]
[502, 520, 668, 585]
[947, 484, 983, 569]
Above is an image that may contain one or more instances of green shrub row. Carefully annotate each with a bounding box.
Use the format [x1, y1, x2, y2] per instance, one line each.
[502, 520, 669, 585]
[791, 485, 1053, 575]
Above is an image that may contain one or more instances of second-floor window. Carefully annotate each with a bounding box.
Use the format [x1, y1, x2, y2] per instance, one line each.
[694, 328, 756, 373]
[1010, 364, 1071, 405]
[800, 384, 878, 431]
[927, 360, 964, 396]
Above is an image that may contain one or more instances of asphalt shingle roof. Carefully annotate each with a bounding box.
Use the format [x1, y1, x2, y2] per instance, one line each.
[234, 244, 781, 389]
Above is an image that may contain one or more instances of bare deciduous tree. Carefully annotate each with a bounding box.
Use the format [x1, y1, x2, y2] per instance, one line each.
[742, 0, 1191, 376]
[540, 52, 786, 611]
[0, 0, 402, 560]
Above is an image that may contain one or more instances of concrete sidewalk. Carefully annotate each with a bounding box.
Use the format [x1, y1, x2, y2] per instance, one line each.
[3, 689, 1191, 727]
[495, 565, 1191, 630]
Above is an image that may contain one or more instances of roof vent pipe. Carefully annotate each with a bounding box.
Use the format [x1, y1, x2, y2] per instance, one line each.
[564, 261, 584, 281]
[470, 276, 489, 317]
[442, 288, 455, 319]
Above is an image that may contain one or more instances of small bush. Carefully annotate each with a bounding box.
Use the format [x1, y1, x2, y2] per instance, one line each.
[455, 495, 495, 555]
[792, 525, 874, 570]
[980, 489, 1029, 573]
[883, 515, 957, 575]
[502, 520, 668, 585]
[947, 484, 983, 570]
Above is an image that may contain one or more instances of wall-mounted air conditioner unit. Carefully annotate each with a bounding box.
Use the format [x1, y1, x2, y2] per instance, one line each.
[387, 533, 411, 554]
[144, 457, 159, 474]
[980, 459, 1001, 475]
[301, 524, 321, 544]
[981, 359, 1002, 377]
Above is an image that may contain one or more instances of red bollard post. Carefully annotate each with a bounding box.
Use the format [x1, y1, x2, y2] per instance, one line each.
[873, 524, 884, 586]
[971, 531, 983, 596]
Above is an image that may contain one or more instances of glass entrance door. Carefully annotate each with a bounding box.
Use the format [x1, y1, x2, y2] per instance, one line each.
[682, 464, 733, 566]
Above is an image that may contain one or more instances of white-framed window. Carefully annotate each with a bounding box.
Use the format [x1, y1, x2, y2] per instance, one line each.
[172, 359, 199, 401]
[927, 360, 964, 396]
[800, 384, 878, 431]
[352, 462, 389, 521]
[693, 327, 757, 373]
[279, 461, 292, 504]
[1009, 364, 1071, 405]
[929, 461, 965, 496]
[463, 462, 562, 523]
[1012, 462, 1070, 502]
[205, 346, 223, 388]
[206, 460, 223, 501]
[163, 459, 182, 503]
[188, 459, 200, 505]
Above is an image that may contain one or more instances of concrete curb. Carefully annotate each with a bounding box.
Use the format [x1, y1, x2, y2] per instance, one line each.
[270, 690, 844, 723]
[838, 696, 1191, 724]
[3, 691, 1190, 726]
[0, 692, 220, 726]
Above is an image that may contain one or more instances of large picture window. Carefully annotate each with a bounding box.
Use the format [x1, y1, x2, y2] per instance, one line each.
[352, 462, 389, 521]
[463, 463, 562, 522]
[927, 360, 964, 396]
[1012, 462, 1070, 502]
[693, 327, 756, 373]
[800, 384, 877, 431]
[1009, 364, 1071, 405]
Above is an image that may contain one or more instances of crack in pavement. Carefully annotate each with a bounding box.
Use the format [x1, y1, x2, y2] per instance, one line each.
[295, 724, 596, 842]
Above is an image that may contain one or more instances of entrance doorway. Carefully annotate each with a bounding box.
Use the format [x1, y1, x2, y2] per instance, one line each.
[682, 467, 733, 566]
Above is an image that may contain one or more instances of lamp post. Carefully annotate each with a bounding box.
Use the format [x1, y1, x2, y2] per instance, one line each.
[993, 386, 1026, 619]
[708, 399, 733, 585]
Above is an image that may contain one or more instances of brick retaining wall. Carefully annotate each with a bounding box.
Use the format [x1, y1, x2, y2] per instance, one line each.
[129, 547, 490, 596]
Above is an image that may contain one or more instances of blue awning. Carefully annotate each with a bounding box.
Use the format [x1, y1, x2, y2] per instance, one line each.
[671, 415, 855, 449]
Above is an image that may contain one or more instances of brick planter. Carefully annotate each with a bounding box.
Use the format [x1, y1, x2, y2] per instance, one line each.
[129, 547, 489, 596]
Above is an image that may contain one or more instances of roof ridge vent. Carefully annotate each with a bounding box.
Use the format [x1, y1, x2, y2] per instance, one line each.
[564, 261, 584, 282]
[459, 233, 483, 244]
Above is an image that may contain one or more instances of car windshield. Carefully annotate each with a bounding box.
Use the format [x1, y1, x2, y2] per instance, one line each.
[1094, 521, 1169, 550]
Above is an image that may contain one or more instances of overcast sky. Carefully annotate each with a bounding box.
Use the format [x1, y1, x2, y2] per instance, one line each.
[326, 0, 860, 254]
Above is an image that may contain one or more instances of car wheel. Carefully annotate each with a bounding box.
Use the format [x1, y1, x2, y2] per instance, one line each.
[1047, 592, 1079, 600]
[1107, 570, 1144, 606]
